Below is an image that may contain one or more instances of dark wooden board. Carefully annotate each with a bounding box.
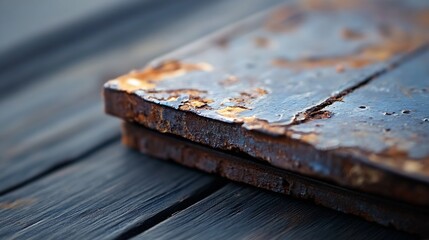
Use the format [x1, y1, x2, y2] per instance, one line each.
[0, 0, 283, 194]
[122, 122, 429, 236]
[137, 184, 412, 240]
[0, 0, 284, 98]
[0, 0, 142, 56]
[0, 0, 151, 94]
[103, 0, 429, 205]
[0, 142, 219, 239]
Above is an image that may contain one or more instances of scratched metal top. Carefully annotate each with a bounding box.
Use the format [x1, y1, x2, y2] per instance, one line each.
[104, 0, 429, 203]
[291, 51, 429, 183]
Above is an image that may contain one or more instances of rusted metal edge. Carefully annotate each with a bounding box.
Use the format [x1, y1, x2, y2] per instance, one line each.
[121, 122, 428, 237]
[104, 88, 429, 206]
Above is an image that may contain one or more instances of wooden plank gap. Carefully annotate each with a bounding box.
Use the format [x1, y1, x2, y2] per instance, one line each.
[113, 180, 226, 240]
[0, 134, 119, 197]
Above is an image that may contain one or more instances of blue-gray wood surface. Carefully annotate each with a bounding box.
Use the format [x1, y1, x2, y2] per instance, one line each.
[0, 0, 417, 239]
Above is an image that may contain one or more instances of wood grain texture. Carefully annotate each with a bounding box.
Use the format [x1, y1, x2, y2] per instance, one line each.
[0, 0, 142, 56]
[0, 143, 217, 239]
[0, 0, 149, 94]
[0, 0, 284, 97]
[103, 0, 429, 205]
[0, 0, 283, 194]
[137, 184, 413, 240]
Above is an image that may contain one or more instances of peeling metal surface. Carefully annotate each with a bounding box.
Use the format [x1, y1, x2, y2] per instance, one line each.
[104, 0, 429, 206]
[122, 122, 429, 237]
[105, 0, 429, 128]
[290, 51, 429, 182]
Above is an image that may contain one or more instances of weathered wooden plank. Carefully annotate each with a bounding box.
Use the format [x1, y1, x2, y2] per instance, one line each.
[0, 142, 219, 239]
[122, 122, 429, 236]
[103, 0, 429, 204]
[0, 0, 154, 93]
[137, 184, 412, 239]
[0, 0, 283, 194]
[0, 0, 141, 56]
[0, 0, 284, 98]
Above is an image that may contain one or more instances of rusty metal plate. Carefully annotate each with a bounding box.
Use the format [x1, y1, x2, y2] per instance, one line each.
[104, 0, 429, 205]
[122, 122, 429, 236]
[290, 52, 429, 189]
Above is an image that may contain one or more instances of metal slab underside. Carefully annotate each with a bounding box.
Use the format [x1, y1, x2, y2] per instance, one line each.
[104, 0, 429, 206]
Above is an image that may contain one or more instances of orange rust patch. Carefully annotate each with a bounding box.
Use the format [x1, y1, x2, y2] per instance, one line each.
[415, 9, 429, 27]
[229, 88, 268, 106]
[217, 88, 268, 119]
[347, 164, 382, 186]
[145, 89, 207, 96]
[144, 89, 208, 102]
[241, 116, 286, 135]
[179, 96, 214, 111]
[365, 145, 429, 176]
[216, 106, 249, 118]
[111, 60, 213, 92]
[219, 75, 239, 86]
[215, 36, 229, 48]
[299, 132, 319, 142]
[272, 30, 424, 70]
[309, 110, 332, 120]
[254, 36, 271, 48]
[336, 64, 345, 73]
[271, 7, 428, 71]
[301, 0, 363, 11]
[341, 28, 365, 40]
[265, 6, 304, 33]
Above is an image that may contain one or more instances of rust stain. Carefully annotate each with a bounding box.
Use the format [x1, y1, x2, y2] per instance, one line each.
[144, 89, 208, 103]
[219, 75, 239, 86]
[308, 110, 332, 120]
[241, 116, 286, 134]
[403, 161, 424, 173]
[271, 6, 429, 71]
[336, 64, 345, 73]
[365, 145, 429, 176]
[149, 89, 207, 99]
[272, 30, 424, 70]
[299, 132, 319, 143]
[228, 88, 268, 107]
[301, 0, 361, 11]
[293, 110, 332, 124]
[415, 9, 429, 27]
[341, 28, 365, 40]
[111, 60, 213, 92]
[145, 89, 208, 96]
[216, 106, 249, 118]
[0, 199, 35, 209]
[265, 6, 304, 33]
[215, 36, 230, 48]
[179, 96, 214, 111]
[347, 164, 382, 186]
[215, 87, 272, 127]
[254, 36, 271, 48]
